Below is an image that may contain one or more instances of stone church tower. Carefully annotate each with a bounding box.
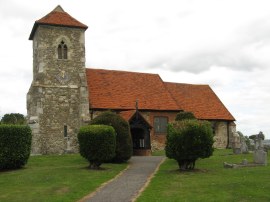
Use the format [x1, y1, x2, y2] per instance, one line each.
[27, 5, 90, 154]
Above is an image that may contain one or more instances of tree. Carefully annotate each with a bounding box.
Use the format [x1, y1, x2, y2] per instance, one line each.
[175, 111, 196, 121]
[165, 120, 214, 171]
[1, 113, 26, 125]
[78, 125, 116, 169]
[90, 111, 132, 163]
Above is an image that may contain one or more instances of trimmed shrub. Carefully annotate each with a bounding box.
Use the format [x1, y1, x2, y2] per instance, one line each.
[175, 111, 196, 121]
[90, 111, 132, 163]
[78, 125, 116, 169]
[0, 125, 32, 170]
[165, 120, 214, 170]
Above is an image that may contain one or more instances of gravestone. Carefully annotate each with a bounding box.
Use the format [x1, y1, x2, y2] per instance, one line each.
[240, 135, 248, 153]
[253, 132, 267, 165]
[232, 132, 241, 154]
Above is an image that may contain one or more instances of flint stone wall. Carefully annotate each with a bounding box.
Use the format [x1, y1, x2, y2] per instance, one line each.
[212, 121, 235, 148]
[27, 25, 89, 154]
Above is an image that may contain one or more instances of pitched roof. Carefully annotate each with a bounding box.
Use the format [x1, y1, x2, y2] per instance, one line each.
[29, 5, 88, 40]
[165, 82, 235, 121]
[119, 110, 136, 121]
[119, 110, 152, 128]
[86, 69, 180, 111]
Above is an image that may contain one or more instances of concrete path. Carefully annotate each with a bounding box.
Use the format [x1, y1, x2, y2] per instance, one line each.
[80, 156, 165, 202]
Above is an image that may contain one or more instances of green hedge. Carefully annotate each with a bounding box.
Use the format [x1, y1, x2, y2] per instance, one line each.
[90, 111, 132, 163]
[78, 125, 116, 169]
[0, 125, 32, 169]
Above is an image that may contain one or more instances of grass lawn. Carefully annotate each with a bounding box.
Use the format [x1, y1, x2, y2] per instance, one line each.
[0, 154, 127, 202]
[137, 149, 270, 202]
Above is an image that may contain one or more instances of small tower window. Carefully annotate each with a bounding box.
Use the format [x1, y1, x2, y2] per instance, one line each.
[63, 45, 68, 59]
[58, 41, 68, 59]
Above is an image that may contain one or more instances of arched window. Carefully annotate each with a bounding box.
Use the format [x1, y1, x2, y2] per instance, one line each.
[63, 45, 68, 59]
[58, 41, 68, 59]
[58, 44, 62, 59]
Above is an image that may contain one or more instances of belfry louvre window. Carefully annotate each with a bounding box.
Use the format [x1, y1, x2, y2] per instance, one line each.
[58, 41, 68, 59]
[154, 117, 168, 133]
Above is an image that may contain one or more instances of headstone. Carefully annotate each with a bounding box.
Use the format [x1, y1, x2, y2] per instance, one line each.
[253, 132, 267, 165]
[232, 132, 241, 154]
[254, 150, 267, 165]
[240, 136, 248, 153]
[242, 159, 248, 165]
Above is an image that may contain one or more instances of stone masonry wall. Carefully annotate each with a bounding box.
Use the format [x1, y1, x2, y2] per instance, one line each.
[212, 121, 229, 148]
[27, 25, 89, 154]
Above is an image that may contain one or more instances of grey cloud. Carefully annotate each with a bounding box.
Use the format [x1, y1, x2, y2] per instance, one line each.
[146, 49, 263, 74]
[241, 17, 270, 45]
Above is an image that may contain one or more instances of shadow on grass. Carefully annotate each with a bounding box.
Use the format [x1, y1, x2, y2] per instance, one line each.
[0, 167, 26, 173]
[164, 167, 210, 175]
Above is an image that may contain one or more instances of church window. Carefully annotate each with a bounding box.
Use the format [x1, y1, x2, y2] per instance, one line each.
[58, 41, 68, 59]
[63, 44, 68, 59]
[154, 117, 168, 134]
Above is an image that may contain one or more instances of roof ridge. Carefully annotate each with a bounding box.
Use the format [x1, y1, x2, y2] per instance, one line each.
[86, 68, 160, 76]
[53, 5, 64, 12]
[164, 81, 208, 86]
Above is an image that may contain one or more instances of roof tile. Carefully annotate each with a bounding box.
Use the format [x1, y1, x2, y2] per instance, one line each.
[86, 69, 180, 111]
[165, 82, 235, 121]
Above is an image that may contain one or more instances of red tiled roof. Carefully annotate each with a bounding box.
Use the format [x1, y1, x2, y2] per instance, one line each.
[119, 110, 136, 121]
[119, 110, 152, 127]
[165, 82, 235, 121]
[86, 69, 180, 111]
[29, 5, 87, 40]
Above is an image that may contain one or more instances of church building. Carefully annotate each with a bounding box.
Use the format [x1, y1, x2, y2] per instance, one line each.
[27, 6, 236, 155]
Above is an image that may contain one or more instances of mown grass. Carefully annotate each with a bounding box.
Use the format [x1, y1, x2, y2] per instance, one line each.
[137, 149, 270, 202]
[0, 154, 127, 202]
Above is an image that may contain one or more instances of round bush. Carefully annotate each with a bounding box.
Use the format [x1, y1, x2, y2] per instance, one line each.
[0, 125, 32, 170]
[78, 125, 116, 169]
[90, 111, 132, 163]
[165, 120, 214, 170]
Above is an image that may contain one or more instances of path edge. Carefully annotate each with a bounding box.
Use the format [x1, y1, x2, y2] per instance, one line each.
[77, 164, 131, 202]
[131, 157, 166, 202]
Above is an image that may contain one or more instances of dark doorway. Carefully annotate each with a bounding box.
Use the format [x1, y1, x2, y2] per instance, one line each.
[129, 111, 152, 155]
[131, 128, 147, 149]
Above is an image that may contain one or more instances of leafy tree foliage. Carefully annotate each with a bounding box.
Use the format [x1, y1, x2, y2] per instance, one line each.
[175, 111, 196, 121]
[1, 113, 26, 125]
[90, 111, 132, 163]
[78, 125, 116, 169]
[165, 120, 214, 171]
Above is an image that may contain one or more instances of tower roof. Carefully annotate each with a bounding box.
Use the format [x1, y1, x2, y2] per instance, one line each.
[29, 5, 88, 40]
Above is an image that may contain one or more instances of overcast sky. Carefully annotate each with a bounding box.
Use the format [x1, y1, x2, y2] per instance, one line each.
[0, 0, 270, 138]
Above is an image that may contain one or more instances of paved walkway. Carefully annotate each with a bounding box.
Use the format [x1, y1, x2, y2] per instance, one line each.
[80, 156, 165, 202]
